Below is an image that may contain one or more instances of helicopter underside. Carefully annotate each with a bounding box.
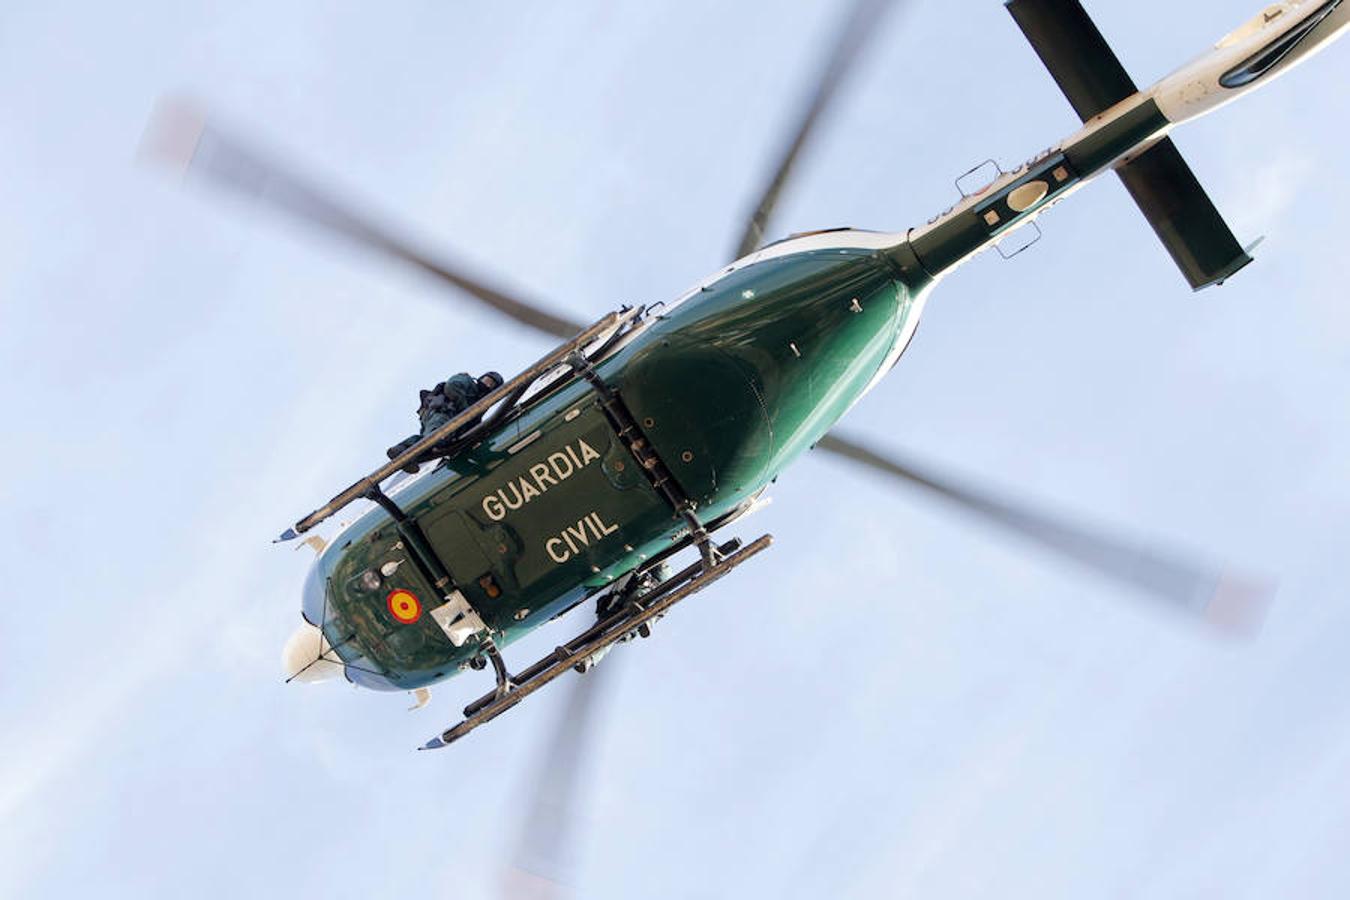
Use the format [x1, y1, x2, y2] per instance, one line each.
[302, 240, 930, 695]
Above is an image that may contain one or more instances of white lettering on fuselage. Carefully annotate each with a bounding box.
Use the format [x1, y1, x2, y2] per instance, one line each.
[481, 437, 602, 522]
[545, 511, 621, 563]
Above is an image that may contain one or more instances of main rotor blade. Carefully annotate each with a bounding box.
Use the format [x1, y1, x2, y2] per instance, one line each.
[730, 0, 903, 261]
[501, 670, 611, 899]
[143, 100, 584, 339]
[816, 433, 1269, 632]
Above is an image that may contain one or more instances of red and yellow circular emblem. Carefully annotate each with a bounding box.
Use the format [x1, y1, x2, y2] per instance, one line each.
[386, 589, 422, 624]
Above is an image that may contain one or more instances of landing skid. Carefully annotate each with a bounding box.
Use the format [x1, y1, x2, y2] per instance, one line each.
[420, 533, 772, 750]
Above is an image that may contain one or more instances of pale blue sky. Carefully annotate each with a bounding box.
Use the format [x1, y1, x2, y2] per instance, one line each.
[3, 2, 1349, 898]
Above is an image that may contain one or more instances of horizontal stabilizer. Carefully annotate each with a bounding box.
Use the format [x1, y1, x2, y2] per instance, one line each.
[1005, 0, 1138, 121]
[1116, 138, 1254, 290]
[1007, 1, 1253, 289]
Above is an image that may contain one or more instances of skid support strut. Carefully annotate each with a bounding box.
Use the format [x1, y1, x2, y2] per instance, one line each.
[482, 639, 513, 699]
[565, 349, 720, 568]
[421, 533, 773, 750]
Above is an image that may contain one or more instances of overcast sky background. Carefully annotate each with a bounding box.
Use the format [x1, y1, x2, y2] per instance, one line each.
[3, 1, 1349, 897]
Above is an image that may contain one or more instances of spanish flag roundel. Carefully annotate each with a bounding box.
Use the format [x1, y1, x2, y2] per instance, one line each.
[387, 589, 422, 624]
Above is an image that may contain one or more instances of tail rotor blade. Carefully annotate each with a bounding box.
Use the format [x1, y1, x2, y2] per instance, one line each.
[142, 98, 583, 339]
[816, 432, 1271, 632]
[730, 0, 904, 261]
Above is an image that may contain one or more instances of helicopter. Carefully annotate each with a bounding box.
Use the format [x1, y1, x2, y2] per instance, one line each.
[147, 0, 1346, 750]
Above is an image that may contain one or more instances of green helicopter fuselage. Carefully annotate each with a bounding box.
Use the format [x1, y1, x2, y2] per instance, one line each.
[303, 90, 1194, 691]
[306, 234, 932, 690]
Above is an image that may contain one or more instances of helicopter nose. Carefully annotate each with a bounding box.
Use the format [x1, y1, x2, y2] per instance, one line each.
[282, 619, 342, 683]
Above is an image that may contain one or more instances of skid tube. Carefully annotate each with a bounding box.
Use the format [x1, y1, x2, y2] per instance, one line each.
[276, 306, 643, 541]
[420, 533, 773, 750]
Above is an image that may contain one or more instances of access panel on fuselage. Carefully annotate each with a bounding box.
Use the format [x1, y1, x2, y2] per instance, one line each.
[417, 398, 676, 632]
[617, 248, 906, 511]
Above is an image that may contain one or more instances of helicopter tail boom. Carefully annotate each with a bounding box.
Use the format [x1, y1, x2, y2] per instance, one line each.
[1004, 1, 1346, 289]
[1006, 1, 1294, 289]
